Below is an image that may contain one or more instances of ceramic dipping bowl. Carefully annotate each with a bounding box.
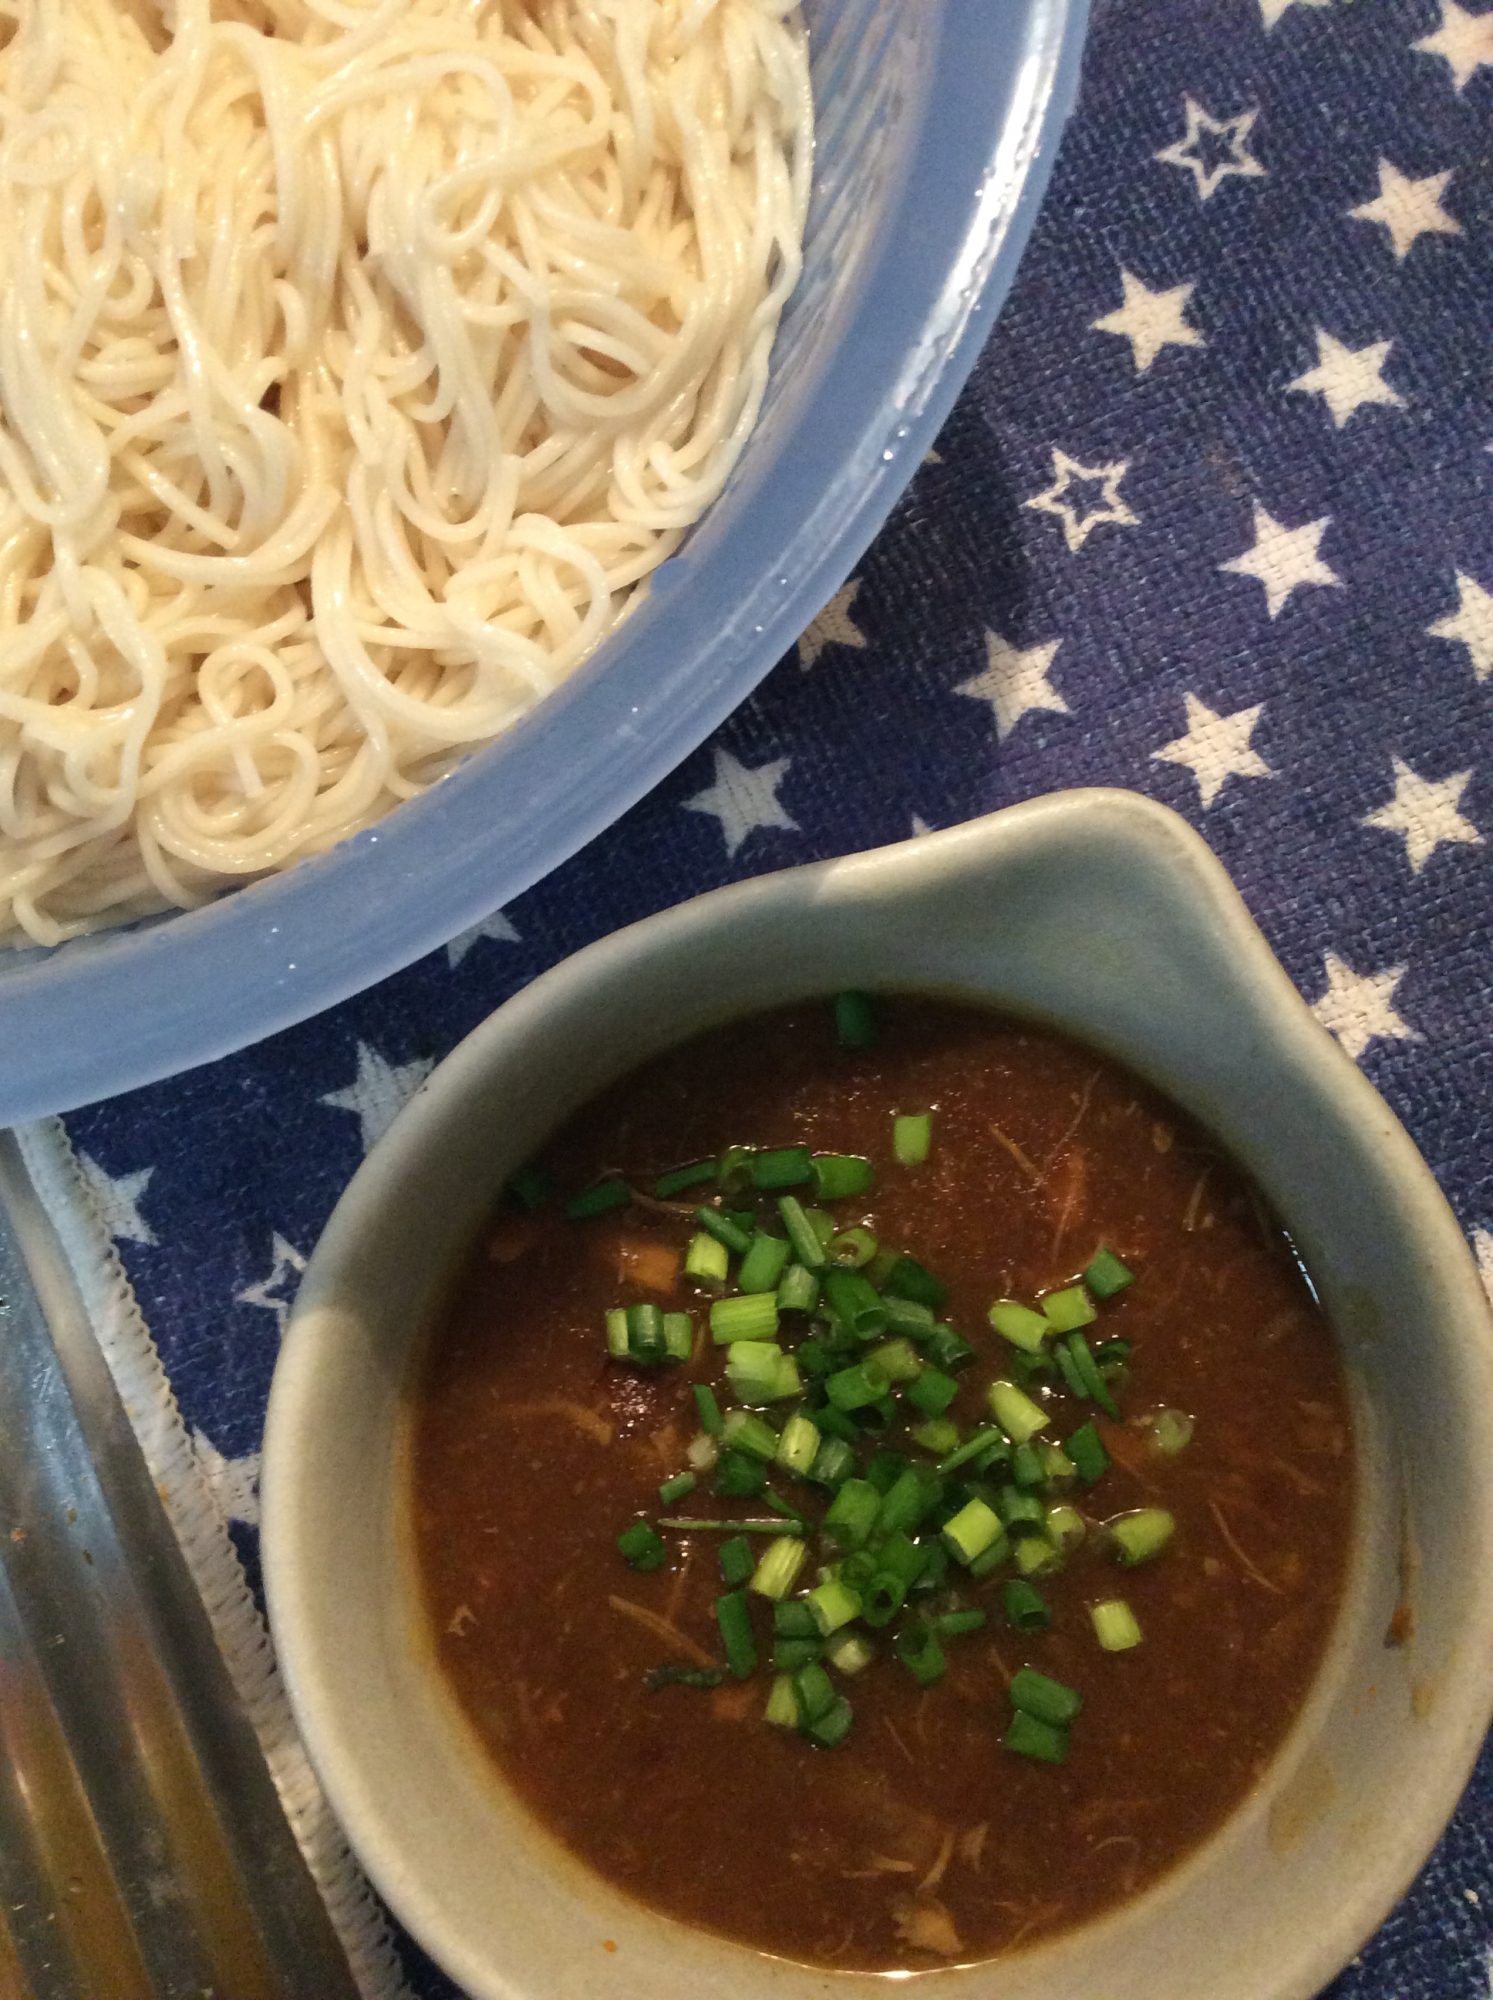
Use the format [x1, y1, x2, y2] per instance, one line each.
[261, 787, 1493, 2000]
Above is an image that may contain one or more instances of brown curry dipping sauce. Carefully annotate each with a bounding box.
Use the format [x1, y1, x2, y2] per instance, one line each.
[409, 997, 1354, 1971]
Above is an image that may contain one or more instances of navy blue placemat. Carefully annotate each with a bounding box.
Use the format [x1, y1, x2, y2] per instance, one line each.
[63, 0, 1492, 1990]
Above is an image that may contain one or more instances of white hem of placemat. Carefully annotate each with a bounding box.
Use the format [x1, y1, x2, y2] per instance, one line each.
[16, 1115, 414, 2000]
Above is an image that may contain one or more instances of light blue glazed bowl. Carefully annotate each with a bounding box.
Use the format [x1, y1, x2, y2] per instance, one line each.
[262, 791, 1493, 2000]
[0, 0, 1090, 1124]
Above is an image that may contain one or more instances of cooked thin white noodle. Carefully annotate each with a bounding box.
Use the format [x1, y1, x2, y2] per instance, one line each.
[0, 0, 811, 945]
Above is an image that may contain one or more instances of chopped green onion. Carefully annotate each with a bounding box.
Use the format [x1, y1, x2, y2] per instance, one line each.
[775, 1413, 821, 1476]
[865, 1338, 922, 1386]
[895, 1618, 946, 1686]
[653, 1159, 718, 1199]
[913, 1418, 960, 1456]
[875, 1468, 932, 1541]
[822, 1267, 890, 1340]
[773, 1635, 824, 1672]
[625, 1302, 667, 1364]
[617, 1521, 665, 1570]
[1039, 1441, 1077, 1485]
[1067, 1331, 1120, 1419]
[763, 1488, 808, 1526]
[1093, 1337, 1131, 1369]
[750, 1536, 808, 1601]
[774, 1599, 818, 1638]
[807, 1577, 862, 1636]
[716, 1146, 754, 1194]
[996, 1486, 1047, 1534]
[1010, 1442, 1045, 1490]
[936, 1425, 1006, 1476]
[811, 1153, 876, 1200]
[1045, 1503, 1086, 1553]
[658, 1471, 696, 1505]
[833, 990, 877, 1048]
[933, 1608, 986, 1639]
[881, 1256, 949, 1312]
[792, 1662, 835, 1723]
[942, 1496, 1004, 1567]
[765, 1674, 798, 1726]
[1013, 1533, 1060, 1577]
[1054, 1339, 1088, 1398]
[892, 1112, 932, 1164]
[1066, 1419, 1110, 1486]
[829, 1226, 879, 1269]
[663, 1517, 796, 1533]
[738, 1231, 791, 1294]
[710, 1293, 780, 1345]
[968, 1535, 1012, 1580]
[1004, 1710, 1069, 1763]
[749, 1146, 814, 1191]
[776, 1263, 821, 1314]
[605, 1308, 629, 1360]
[505, 1163, 549, 1211]
[565, 1176, 630, 1220]
[1002, 1580, 1051, 1632]
[1085, 1247, 1135, 1298]
[722, 1410, 780, 1462]
[1010, 1667, 1083, 1728]
[713, 1450, 768, 1499]
[725, 1341, 800, 1405]
[715, 1590, 757, 1678]
[882, 1295, 936, 1340]
[1092, 1598, 1143, 1651]
[777, 1194, 828, 1270]
[1149, 1408, 1195, 1456]
[808, 1693, 855, 1748]
[1042, 1285, 1097, 1332]
[988, 1300, 1050, 1353]
[863, 1447, 909, 1494]
[824, 1629, 877, 1675]
[924, 1322, 974, 1372]
[825, 1360, 888, 1411]
[719, 1535, 755, 1587]
[823, 1478, 881, 1551]
[684, 1231, 730, 1289]
[693, 1383, 724, 1436]
[1108, 1508, 1175, 1565]
[988, 1379, 1050, 1445]
[807, 1437, 856, 1488]
[693, 1206, 753, 1257]
[663, 1313, 693, 1360]
[913, 1540, 951, 1596]
[907, 1367, 958, 1418]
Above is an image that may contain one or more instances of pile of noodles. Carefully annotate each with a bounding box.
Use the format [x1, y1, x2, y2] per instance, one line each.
[0, 0, 811, 945]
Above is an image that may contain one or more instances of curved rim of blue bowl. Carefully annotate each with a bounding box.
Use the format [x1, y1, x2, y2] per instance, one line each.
[2, 0, 1091, 1125]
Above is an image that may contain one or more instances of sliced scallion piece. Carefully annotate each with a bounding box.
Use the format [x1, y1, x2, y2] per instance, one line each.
[824, 1359, 888, 1411]
[1108, 1508, 1175, 1565]
[882, 1295, 936, 1340]
[565, 1176, 630, 1220]
[892, 1112, 932, 1164]
[738, 1231, 791, 1295]
[1091, 1598, 1143, 1651]
[625, 1302, 666, 1364]
[777, 1194, 828, 1271]
[710, 1293, 780, 1345]
[1004, 1710, 1068, 1763]
[617, 1521, 665, 1570]
[824, 1628, 876, 1675]
[775, 1413, 821, 1476]
[774, 1635, 824, 1673]
[1149, 1408, 1195, 1456]
[822, 1267, 889, 1341]
[719, 1535, 755, 1587]
[605, 1308, 629, 1359]
[713, 1450, 768, 1499]
[807, 1694, 855, 1747]
[725, 1340, 800, 1405]
[765, 1674, 798, 1726]
[881, 1256, 949, 1312]
[988, 1379, 1050, 1444]
[829, 1227, 878, 1269]
[807, 1577, 862, 1637]
[721, 1409, 780, 1462]
[684, 1230, 729, 1289]
[941, 1496, 1004, 1567]
[1012, 1533, 1060, 1578]
[1042, 1284, 1097, 1332]
[1010, 1666, 1083, 1728]
[906, 1367, 958, 1418]
[932, 1607, 986, 1640]
[811, 1153, 875, 1200]
[1068, 1331, 1120, 1419]
[1066, 1418, 1110, 1486]
[662, 1312, 692, 1361]
[693, 1206, 753, 1257]
[936, 1425, 1005, 1476]
[776, 1263, 821, 1314]
[924, 1323, 974, 1372]
[693, 1383, 724, 1436]
[750, 1146, 814, 1191]
[1002, 1579, 1051, 1632]
[1045, 1503, 1086, 1553]
[894, 1618, 946, 1686]
[658, 1471, 695, 1505]
[749, 1535, 809, 1601]
[1084, 1246, 1135, 1298]
[912, 1418, 960, 1456]
[715, 1590, 757, 1678]
[807, 1436, 856, 1488]
[988, 1300, 1050, 1353]
[653, 1159, 718, 1199]
[823, 1478, 881, 1551]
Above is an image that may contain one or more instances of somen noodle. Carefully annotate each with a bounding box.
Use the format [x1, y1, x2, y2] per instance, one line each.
[0, 0, 811, 945]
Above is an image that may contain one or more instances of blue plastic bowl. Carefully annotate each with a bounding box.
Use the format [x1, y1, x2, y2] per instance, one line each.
[1, 0, 1089, 1123]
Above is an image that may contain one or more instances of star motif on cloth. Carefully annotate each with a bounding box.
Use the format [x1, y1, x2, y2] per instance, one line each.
[236, 1232, 307, 1336]
[956, 634, 1067, 740]
[1091, 271, 1204, 373]
[1155, 99, 1266, 201]
[76, 1154, 157, 1245]
[1361, 757, 1483, 874]
[1152, 696, 1273, 809]
[1350, 161, 1461, 260]
[446, 909, 519, 969]
[1310, 953, 1421, 1063]
[1427, 572, 1493, 681]
[1026, 451, 1138, 552]
[1412, 0, 1493, 91]
[1219, 504, 1341, 618]
[1287, 331, 1405, 428]
[192, 1428, 262, 1528]
[798, 579, 868, 670]
[1260, 0, 1328, 29]
[321, 1042, 435, 1154]
[684, 749, 798, 858]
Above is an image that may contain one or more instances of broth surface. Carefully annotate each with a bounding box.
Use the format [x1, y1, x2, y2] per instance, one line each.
[409, 1000, 1354, 1969]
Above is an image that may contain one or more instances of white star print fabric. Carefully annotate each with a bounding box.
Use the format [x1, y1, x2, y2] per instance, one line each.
[51, 4, 1491, 1996]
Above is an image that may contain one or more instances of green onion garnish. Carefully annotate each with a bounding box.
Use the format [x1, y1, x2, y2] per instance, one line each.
[1149, 1407, 1195, 1456]
[988, 1299, 1050, 1353]
[833, 991, 877, 1048]
[941, 1496, 1004, 1567]
[776, 1194, 828, 1271]
[719, 1535, 755, 1587]
[822, 1267, 889, 1341]
[1045, 1503, 1086, 1553]
[881, 1295, 936, 1339]
[811, 1153, 875, 1200]
[693, 1383, 724, 1436]
[721, 1410, 779, 1462]
[1002, 1579, 1051, 1632]
[1009, 1441, 1045, 1490]
[1004, 1710, 1069, 1763]
[824, 1629, 876, 1675]
[565, 1176, 630, 1220]
[684, 1230, 729, 1289]
[935, 1424, 1005, 1475]
[807, 1577, 862, 1636]
[725, 1340, 800, 1405]
[824, 1359, 888, 1411]
[1084, 1246, 1135, 1298]
[1066, 1418, 1110, 1485]
[924, 1322, 974, 1372]
[1067, 1331, 1120, 1419]
[988, 1379, 1050, 1444]
[773, 1413, 821, 1477]
[713, 1450, 768, 1499]
[658, 1471, 695, 1505]
[625, 1302, 666, 1364]
[653, 1159, 718, 1199]
[605, 1308, 628, 1359]
[792, 1661, 836, 1723]
[996, 1486, 1046, 1535]
[662, 1313, 692, 1361]
[737, 1230, 791, 1294]
[693, 1205, 753, 1256]
[881, 1256, 949, 1312]
[749, 1146, 814, 1191]
[1108, 1508, 1175, 1565]
[875, 1468, 931, 1541]
[912, 1418, 960, 1456]
[894, 1618, 946, 1686]
[710, 1293, 780, 1345]
[1010, 1666, 1083, 1728]
[715, 1590, 757, 1678]
[617, 1521, 665, 1570]
[906, 1366, 958, 1418]
[823, 1477, 881, 1551]
[933, 1607, 986, 1639]
[828, 1226, 879, 1269]
[773, 1635, 824, 1673]
[776, 1263, 820, 1313]
[764, 1674, 798, 1726]
[1042, 1284, 1097, 1332]
[1091, 1598, 1143, 1651]
[749, 1535, 808, 1601]
[806, 1694, 854, 1748]
[892, 1112, 932, 1164]
[1012, 1532, 1060, 1578]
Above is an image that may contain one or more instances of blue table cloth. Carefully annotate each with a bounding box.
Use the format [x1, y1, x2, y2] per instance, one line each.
[51, 0, 1493, 1991]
